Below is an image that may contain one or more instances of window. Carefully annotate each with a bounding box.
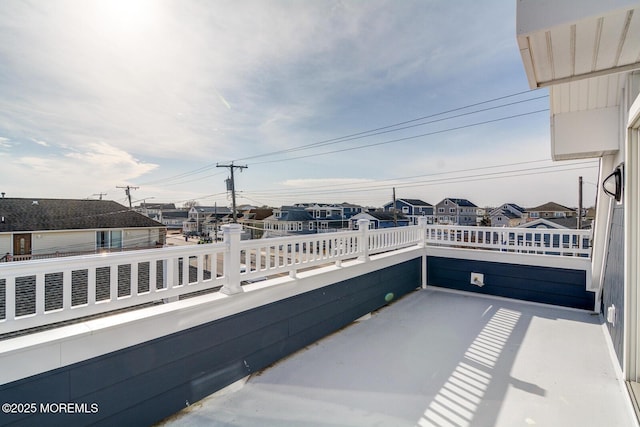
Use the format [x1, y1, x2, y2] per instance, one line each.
[402, 206, 409, 214]
[438, 208, 445, 213]
[96, 230, 122, 249]
[554, 212, 565, 217]
[530, 212, 539, 218]
[450, 208, 455, 214]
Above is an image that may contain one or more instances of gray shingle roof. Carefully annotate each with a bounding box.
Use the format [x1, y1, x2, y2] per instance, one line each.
[448, 198, 477, 207]
[527, 202, 574, 212]
[0, 198, 164, 232]
[400, 198, 432, 207]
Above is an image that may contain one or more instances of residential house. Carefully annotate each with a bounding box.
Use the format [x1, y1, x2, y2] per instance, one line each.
[350, 211, 411, 229]
[300, 202, 363, 222]
[0, 198, 166, 261]
[519, 217, 592, 230]
[135, 203, 177, 219]
[489, 203, 528, 227]
[238, 208, 274, 239]
[517, 218, 591, 251]
[383, 198, 434, 224]
[183, 206, 232, 235]
[157, 209, 189, 230]
[263, 207, 317, 237]
[435, 198, 478, 225]
[526, 202, 576, 221]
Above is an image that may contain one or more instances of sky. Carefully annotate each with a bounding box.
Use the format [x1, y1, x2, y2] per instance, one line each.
[0, 0, 599, 209]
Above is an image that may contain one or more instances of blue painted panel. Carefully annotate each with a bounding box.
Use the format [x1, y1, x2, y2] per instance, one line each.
[601, 204, 624, 368]
[0, 258, 421, 427]
[427, 256, 593, 310]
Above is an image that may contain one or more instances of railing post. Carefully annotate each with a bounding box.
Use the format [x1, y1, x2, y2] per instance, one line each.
[221, 224, 244, 295]
[418, 218, 428, 288]
[417, 217, 428, 248]
[358, 219, 370, 262]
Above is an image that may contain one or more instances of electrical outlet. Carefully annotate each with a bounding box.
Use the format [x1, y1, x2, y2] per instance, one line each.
[470, 272, 484, 287]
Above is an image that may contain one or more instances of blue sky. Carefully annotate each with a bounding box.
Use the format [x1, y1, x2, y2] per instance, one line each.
[0, 0, 598, 209]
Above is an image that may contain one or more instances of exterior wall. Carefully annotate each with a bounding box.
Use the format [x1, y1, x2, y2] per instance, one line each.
[0, 259, 421, 427]
[427, 256, 594, 310]
[458, 207, 477, 226]
[602, 203, 625, 368]
[0, 235, 11, 256]
[123, 229, 160, 249]
[32, 231, 95, 255]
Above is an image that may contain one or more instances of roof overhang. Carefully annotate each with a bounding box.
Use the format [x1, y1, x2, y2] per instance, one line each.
[517, 0, 640, 89]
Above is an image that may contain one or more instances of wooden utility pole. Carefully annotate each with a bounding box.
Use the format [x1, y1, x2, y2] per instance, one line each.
[393, 187, 398, 227]
[217, 163, 247, 223]
[578, 176, 583, 229]
[116, 185, 139, 208]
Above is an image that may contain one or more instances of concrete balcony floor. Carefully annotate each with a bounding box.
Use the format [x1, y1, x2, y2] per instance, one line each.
[160, 289, 636, 427]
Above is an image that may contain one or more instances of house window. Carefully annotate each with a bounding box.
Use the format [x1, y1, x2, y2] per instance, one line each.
[445, 200, 448, 205]
[97, 230, 122, 249]
[530, 212, 539, 218]
[450, 208, 455, 214]
[309, 222, 315, 230]
[402, 206, 409, 214]
[438, 208, 445, 213]
[554, 212, 565, 217]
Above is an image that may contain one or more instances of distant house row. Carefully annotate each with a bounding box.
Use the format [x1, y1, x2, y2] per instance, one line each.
[0, 197, 590, 261]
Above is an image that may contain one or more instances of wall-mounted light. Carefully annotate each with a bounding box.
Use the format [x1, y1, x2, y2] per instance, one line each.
[603, 163, 623, 202]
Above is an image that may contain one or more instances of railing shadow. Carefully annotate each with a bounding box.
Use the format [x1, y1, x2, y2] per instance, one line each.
[193, 289, 608, 426]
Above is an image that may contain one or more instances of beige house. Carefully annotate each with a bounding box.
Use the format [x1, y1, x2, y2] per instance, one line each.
[0, 198, 166, 261]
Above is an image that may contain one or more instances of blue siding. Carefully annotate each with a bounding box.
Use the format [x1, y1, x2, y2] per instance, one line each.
[602, 204, 624, 368]
[0, 259, 421, 427]
[427, 256, 594, 310]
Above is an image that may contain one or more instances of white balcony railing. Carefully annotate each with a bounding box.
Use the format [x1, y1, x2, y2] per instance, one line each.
[0, 221, 592, 335]
[425, 224, 592, 257]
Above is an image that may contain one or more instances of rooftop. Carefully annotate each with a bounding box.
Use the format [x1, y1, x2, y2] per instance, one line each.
[0, 198, 163, 232]
[161, 289, 634, 426]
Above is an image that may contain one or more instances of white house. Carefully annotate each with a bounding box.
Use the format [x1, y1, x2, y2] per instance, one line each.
[0, 198, 166, 261]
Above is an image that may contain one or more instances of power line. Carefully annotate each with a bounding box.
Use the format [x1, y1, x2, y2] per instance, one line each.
[243, 159, 554, 195]
[250, 109, 548, 166]
[242, 160, 598, 199]
[235, 94, 548, 162]
[133, 90, 545, 187]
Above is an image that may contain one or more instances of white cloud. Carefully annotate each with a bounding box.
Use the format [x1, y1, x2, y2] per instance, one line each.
[0, 136, 11, 148]
[32, 139, 49, 147]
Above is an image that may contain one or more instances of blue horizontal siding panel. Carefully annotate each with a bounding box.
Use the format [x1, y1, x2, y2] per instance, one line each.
[427, 256, 593, 310]
[0, 258, 420, 427]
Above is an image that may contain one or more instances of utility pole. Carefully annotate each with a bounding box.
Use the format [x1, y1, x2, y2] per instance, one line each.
[392, 187, 398, 227]
[578, 176, 583, 229]
[116, 185, 139, 208]
[217, 162, 247, 223]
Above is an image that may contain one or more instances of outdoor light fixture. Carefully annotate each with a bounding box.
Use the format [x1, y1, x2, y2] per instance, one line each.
[602, 164, 623, 202]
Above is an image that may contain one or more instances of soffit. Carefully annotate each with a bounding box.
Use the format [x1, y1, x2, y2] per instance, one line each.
[517, 1, 640, 89]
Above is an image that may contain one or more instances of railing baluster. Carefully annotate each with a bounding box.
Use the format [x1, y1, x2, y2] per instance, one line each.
[35, 273, 45, 315]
